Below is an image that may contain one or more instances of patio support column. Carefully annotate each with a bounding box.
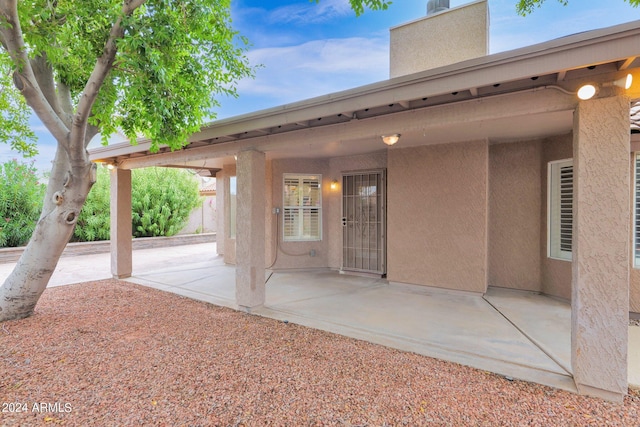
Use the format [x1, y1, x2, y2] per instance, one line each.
[110, 167, 132, 279]
[215, 170, 225, 256]
[235, 150, 266, 311]
[572, 94, 630, 402]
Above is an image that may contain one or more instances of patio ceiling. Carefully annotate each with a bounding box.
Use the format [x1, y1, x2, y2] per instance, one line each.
[89, 20, 640, 176]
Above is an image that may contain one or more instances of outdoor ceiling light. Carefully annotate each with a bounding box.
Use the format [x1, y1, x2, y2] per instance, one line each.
[577, 84, 597, 100]
[382, 134, 401, 146]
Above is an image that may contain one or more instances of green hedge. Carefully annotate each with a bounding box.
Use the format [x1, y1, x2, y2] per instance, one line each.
[0, 160, 46, 247]
[74, 167, 202, 242]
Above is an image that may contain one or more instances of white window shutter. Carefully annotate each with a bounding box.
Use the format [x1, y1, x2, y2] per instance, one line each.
[283, 174, 322, 241]
[548, 159, 573, 261]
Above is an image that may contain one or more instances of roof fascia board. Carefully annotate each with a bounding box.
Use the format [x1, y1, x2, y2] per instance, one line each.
[114, 87, 576, 169]
[90, 20, 640, 159]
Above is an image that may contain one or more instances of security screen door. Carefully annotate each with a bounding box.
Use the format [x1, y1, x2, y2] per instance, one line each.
[342, 170, 386, 275]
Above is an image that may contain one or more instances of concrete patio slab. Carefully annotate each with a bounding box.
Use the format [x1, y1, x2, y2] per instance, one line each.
[1, 242, 638, 392]
[484, 287, 572, 375]
[255, 271, 575, 392]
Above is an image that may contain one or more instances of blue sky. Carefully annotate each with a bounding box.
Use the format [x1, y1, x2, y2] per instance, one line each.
[3, 0, 640, 173]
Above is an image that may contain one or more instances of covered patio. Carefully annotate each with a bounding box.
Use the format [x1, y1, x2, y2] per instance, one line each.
[125, 244, 577, 393]
[90, 7, 640, 401]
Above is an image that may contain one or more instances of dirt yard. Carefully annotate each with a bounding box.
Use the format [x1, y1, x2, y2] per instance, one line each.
[1, 280, 638, 426]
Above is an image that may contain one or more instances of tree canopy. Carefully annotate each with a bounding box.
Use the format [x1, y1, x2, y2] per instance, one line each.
[0, 0, 253, 154]
[516, 0, 640, 16]
[0, 0, 394, 322]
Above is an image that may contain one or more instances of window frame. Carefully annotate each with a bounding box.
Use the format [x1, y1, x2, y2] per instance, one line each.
[282, 174, 322, 242]
[547, 158, 573, 262]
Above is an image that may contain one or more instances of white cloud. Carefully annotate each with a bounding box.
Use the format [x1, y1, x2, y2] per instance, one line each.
[237, 36, 389, 103]
[0, 142, 57, 176]
[267, 0, 353, 25]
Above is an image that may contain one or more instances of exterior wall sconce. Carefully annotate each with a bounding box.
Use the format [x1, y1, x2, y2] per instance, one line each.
[382, 134, 401, 146]
[330, 179, 339, 190]
[577, 73, 633, 101]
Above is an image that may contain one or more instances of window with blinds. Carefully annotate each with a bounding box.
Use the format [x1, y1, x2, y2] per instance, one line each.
[283, 174, 322, 241]
[548, 159, 573, 261]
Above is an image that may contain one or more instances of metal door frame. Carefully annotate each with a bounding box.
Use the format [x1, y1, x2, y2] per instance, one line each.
[340, 169, 387, 276]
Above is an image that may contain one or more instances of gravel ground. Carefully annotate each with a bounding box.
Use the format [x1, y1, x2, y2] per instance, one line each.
[1, 280, 638, 426]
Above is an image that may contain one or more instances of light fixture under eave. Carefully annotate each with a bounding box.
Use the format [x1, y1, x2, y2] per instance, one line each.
[577, 84, 597, 100]
[330, 179, 339, 190]
[382, 134, 401, 146]
[604, 73, 633, 90]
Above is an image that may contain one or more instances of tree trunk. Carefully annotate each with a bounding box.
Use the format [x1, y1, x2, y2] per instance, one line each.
[0, 146, 96, 322]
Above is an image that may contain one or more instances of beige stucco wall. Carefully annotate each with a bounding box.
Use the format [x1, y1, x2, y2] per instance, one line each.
[178, 195, 216, 235]
[540, 134, 573, 301]
[327, 152, 388, 270]
[488, 140, 542, 291]
[222, 163, 236, 265]
[389, 0, 489, 78]
[270, 158, 330, 270]
[265, 160, 275, 270]
[387, 140, 489, 293]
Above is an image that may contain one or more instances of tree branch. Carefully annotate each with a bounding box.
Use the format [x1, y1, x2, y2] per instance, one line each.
[57, 80, 73, 120]
[0, 0, 69, 143]
[30, 54, 71, 128]
[70, 0, 146, 160]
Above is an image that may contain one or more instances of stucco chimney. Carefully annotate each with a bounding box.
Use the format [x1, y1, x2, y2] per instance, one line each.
[389, 0, 489, 78]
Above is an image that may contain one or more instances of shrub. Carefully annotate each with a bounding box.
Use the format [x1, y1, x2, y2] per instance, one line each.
[73, 166, 111, 242]
[132, 167, 202, 237]
[0, 160, 46, 247]
[74, 166, 202, 241]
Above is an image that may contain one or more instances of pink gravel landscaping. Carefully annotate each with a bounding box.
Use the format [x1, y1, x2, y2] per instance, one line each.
[1, 279, 638, 426]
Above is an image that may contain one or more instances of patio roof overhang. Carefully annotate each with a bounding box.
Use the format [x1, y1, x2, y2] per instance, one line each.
[89, 20, 640, 175]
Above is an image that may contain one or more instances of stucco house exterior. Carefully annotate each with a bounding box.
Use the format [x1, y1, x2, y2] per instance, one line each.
[91, 1, 640, 402]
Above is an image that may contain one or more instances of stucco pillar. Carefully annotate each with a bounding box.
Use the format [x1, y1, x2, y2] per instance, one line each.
[572, 95, 630, 402]
[215, 170, 225, 256]
[110, 167, 132, 279]
[235, 150, 266, 311]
